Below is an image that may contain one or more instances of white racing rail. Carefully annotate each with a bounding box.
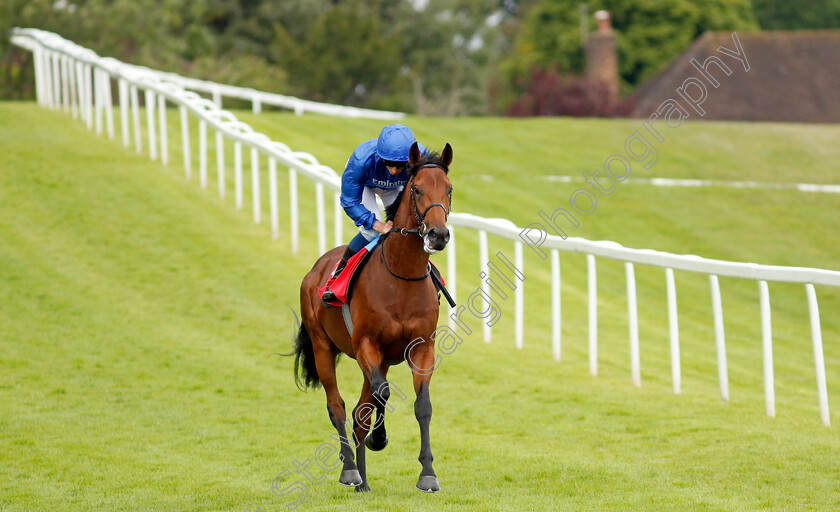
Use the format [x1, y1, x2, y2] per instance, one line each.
[12, 28, 837, 426]
[115, 61, 405, 119]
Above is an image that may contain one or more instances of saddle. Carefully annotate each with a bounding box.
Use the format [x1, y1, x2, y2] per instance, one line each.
[318, 236, 449, 309]
[318, 237, 381, 307]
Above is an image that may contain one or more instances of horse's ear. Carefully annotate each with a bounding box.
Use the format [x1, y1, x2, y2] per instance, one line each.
[408, 142, 421, 166]
[441, 143, 453, 168]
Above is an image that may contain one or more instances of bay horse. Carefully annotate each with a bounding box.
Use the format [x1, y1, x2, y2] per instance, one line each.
[291, 142, 453, 493]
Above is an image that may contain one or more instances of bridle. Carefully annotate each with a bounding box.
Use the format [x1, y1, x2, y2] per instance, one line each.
[382, 163, 451, 281]
[397, 164, 451, 237]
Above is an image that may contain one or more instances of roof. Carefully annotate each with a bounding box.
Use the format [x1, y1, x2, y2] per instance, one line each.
[629, 30, 840, 123]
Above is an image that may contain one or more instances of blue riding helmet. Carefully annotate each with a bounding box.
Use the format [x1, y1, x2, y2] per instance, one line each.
[376, 124, 416, 162]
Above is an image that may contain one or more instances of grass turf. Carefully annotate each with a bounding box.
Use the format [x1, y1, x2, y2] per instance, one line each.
[1, 102, 838, 511]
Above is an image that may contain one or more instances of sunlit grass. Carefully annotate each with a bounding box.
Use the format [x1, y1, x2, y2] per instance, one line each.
[1, 102, 838, 511]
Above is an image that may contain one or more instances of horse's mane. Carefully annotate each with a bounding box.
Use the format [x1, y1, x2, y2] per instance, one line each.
[384, 151, 449, 222]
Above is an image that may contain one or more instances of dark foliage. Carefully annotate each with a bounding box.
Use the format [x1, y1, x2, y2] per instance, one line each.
[505, 67, 618, 117]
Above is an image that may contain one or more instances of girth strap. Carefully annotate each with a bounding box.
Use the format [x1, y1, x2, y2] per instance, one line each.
[341, 303, 353, 337]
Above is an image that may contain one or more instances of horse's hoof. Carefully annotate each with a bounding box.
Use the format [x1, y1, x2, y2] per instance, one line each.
[416, 475, 440, 493]
[354, 481, 371, 492]
[365, 433, 389, 451]
[339, 469, 362, 487]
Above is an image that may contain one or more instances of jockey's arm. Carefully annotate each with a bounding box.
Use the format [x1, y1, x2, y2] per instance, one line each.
[339, 157, 377, 230]
[339, 151, 392, 235]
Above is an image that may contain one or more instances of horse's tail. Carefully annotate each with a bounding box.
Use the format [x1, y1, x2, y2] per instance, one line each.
[288, 310, 322, 390]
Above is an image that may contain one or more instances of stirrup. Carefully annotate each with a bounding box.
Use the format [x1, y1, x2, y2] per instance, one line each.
[322, 285, 338, 303]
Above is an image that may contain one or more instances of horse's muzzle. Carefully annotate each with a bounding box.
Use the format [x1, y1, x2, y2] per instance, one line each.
[423, 226, 450, 254]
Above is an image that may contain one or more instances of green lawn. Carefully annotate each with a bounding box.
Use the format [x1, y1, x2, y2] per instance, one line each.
[1, 102, 838, 511]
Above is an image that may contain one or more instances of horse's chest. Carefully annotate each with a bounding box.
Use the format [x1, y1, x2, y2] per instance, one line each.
[381, 309, 436, 340]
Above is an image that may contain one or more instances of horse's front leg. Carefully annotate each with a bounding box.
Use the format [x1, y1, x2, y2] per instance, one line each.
[365, 364, 391, 453]
[352, 339, 388, 492]
[410, 341, 440, 492]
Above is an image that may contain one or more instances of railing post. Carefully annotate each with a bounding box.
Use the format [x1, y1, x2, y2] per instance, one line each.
[551, 249, 561, 362]
[514, 241, 524, 349]
[478, 230, 491, 343]
[709, 274, 729, 402]
[334, 192, 343, 248]
[51, 51, 61, 110]
[179, 105, 191, 179]
[234, 141, 243, 208]
[588, 254, 598, 376]
[626, 262, 641, 387]
[805, 284, 830, 427]
[157, 94, 167, 164]
[40, 49, 49, 108]
[145, 89, 157, 161]
[60, 56, 70, 113]
[251, 148, 261, 223]
[32, 47, 43, 107]
[131, 85, 142, 153]
[75, 61, 86, 123]
[94, 69, 103, 135]
[269, 157, 279, 239]
[68, 57, 78, 119]
[50, 53, 63, 110]
[118, 79, 129, 146]
[289, 168, 299, 253]
[758, 280, 775, 418]
[665, 268, 681, 395]
[315, 182, 326, 255]
[47, 49, 56, 108]
[104, 72, 114, 141]
[447, 225, 457, 329]
[216, 130, 225, 199]
[84, 64, 94, 130]
[199, 120, 207, 187]
[45, 50, 55, 109]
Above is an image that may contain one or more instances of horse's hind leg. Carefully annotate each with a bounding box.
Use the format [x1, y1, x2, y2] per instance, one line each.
[351, 377, 373, 492]
[310, 328, 362, 487]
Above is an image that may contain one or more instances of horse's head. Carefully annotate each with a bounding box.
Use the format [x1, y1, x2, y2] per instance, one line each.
[406, 142, 453, 254]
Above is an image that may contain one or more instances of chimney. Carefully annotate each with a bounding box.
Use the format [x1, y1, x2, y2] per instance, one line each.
[586, 10, 619, 106]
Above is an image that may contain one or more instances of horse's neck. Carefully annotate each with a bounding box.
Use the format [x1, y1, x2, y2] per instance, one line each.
[383, 191, 429, 277]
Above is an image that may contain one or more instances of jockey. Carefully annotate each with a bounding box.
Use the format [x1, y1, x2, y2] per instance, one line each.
[321, 124, 426, 302]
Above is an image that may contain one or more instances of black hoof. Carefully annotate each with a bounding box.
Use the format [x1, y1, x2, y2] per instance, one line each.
[355, 481, 371, 492]
[339, 469, 362, 487]
[365, 433, 389, 451]
[416, 475, 440, 493]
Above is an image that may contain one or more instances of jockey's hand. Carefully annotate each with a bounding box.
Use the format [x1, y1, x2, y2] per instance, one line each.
[374, 220, 393, 234]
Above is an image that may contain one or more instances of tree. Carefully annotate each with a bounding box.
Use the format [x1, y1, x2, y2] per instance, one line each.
[273, 2, 402, 108]
[495, 0, 758, 113]
[2, 0, 507, 114]
[753, 0, 840, 30]
[1, 0, 77, 99]
[396, 0, 504, 115]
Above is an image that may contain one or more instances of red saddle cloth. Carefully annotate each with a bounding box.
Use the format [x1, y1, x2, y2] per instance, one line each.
[318, 237, 381, 307]
[318, 236, 445, 307]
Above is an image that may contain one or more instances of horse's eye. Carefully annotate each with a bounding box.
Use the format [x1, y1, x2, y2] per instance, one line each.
[413, 186, 423, 196]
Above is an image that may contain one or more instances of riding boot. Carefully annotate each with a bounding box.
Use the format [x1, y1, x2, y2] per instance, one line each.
[322, 246, 358, 302]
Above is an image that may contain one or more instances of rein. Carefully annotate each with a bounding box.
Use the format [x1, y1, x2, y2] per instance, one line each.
[379, 234, 431, 281]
